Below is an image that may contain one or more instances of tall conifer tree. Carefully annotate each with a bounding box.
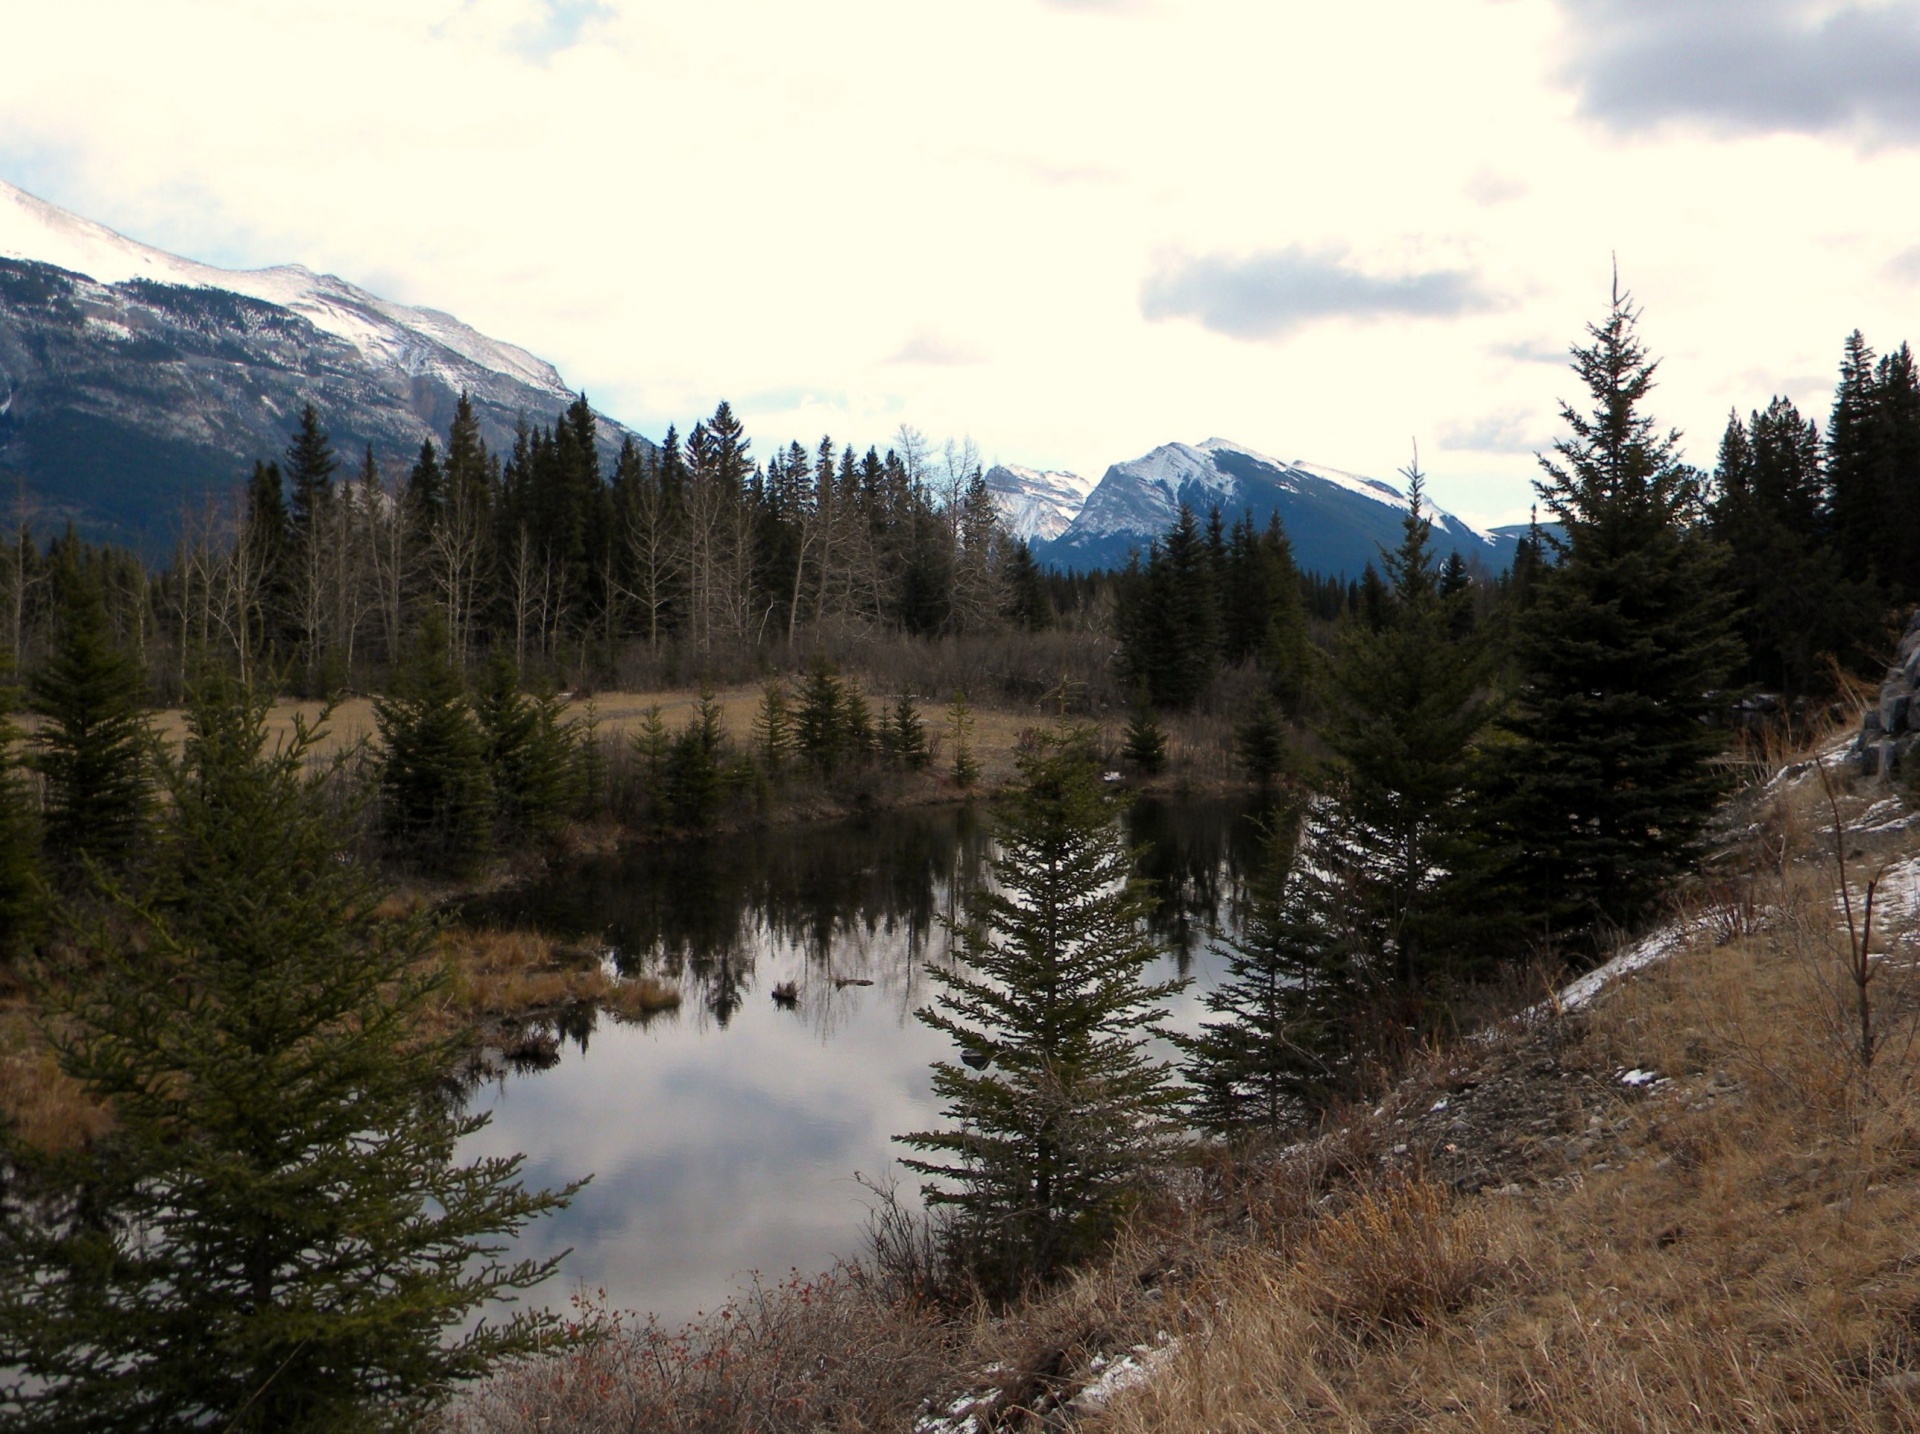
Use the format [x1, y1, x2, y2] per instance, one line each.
[900, 726, 1183, 1291]
[31, 567, 153, 879]
[0, 678, 575, 1431]
[1490, 284, 1738, 944]
[1318, 465, 1490, 994]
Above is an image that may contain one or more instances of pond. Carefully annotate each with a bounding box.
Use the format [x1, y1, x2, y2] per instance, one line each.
[458, 794, 1273, 1326]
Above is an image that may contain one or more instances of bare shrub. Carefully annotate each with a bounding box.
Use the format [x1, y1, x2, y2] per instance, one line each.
[440, 1268, 950, 1434]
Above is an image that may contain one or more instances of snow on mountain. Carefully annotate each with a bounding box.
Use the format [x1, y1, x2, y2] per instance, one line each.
[0, 180, 570, 400]
[1037, 437, 1518, 578]
[0, 179, 638, 554]
[984, 463, 1100, 544]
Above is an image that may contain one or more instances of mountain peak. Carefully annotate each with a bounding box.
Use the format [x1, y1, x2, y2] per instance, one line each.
[0, 178, 635, 554]
[1035, 436, 1516, 576]
[0, 180, 566, 396]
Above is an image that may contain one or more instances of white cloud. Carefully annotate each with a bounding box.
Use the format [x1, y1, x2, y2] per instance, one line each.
[3, 0, 1920, 526]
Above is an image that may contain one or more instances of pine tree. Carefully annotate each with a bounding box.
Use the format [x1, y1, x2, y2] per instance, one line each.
[31, 567, 153, 878]
[949, 690, 979, 789]
[795, 658, 847, 774]
[1121, 690, 1167, 775]
[1490, 284, 1739, 944]
[1711, 397, 1873, 695]
[664, 688, 728, 830]
[752, 678, 793, 775]
[1178, 804, 1337, 1135]
[0, 678, 576, 1431]
[284, 403, 339, 543]
[473, 653, 583, 842]
[899, 726, 1183, 1291]
[1234, 696, 1291, 787]
[1318, 465, 1491, 994]
[888, 692, 930, 769]
[373, 616, 494, 874]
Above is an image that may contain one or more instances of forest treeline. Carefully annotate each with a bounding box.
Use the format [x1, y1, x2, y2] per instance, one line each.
[1, 396, 1084, 699]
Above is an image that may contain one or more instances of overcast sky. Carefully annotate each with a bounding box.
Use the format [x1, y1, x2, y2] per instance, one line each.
[7, 0, 1920, 526]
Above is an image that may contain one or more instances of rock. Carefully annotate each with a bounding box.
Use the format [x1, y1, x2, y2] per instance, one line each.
[1856, 610, 1920, 776]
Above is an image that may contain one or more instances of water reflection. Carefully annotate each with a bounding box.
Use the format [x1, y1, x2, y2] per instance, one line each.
[459, 793, 1268, 1325]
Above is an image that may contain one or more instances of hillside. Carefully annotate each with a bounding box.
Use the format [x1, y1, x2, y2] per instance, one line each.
[443, 720, 1920, 1432]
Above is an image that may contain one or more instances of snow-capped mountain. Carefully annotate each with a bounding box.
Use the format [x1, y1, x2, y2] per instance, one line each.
[0, 180, 637, 551]
[1034, 437, 1521, 577]
[984, 463, 1100, 545]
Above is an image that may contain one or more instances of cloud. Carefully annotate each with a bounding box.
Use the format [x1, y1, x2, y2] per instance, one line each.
[1888, 245, 1920, 284]
[888, 329, 986, 366]
[507, 0, 612, 62]
[1464, 168, 1528, 205]
[1438, 412, 1549, 455]
[1039, 0, 1142, 12]
[1494, 338, 1570, 366]
[1557, 0, 1920, 144]
[1140, 245, 1496, 341]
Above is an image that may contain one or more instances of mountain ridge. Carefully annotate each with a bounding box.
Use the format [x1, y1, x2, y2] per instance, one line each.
[1031, 436, 1522, 577]
[0, 180, 637, 554]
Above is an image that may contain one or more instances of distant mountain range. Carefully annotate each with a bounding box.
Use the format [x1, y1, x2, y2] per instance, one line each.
[991, 438, 1528, 577]
[1, 181, 1527, 579]
[0, 180, 636, 553]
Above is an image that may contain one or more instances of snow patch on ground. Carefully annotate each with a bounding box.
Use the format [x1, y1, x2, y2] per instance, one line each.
[1558, 921, 1699, 1013]
[1071, 1339, 1179, 1415]
[1860, 853, 1920, 930]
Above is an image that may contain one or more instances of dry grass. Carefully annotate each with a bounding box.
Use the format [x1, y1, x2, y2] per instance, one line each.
[0, 1003, 110, 1155]
[140, 679, 1243, 797]
[440, 1268, 953, 1434]
[431, 927, 681, 1028]
[1094, 748, 1920, 1432]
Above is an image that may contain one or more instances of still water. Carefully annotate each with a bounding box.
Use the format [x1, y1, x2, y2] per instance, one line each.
[460, 796, 1269, 1325]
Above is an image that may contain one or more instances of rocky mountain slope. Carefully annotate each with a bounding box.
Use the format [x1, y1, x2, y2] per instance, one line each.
[1033, 437, 1523, 578]
[984, 463, 1101, 545]
[0, 180, 636, 554]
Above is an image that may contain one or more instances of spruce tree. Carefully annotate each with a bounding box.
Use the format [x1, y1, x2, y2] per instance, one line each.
[473, 653, 583, 842]
[1318, 467, 1490, 993]
[1121, 690, 1167, 775]
[373, 616, 493, 874]
[1711, 397, 1873, 695]
[1118, 506, 1219, 708]
[0, 678, 576, 1432]
[899, 726, 1183, 1291]
[1001, 539, 1053, 632]
[752, 678, 793, 775]
[1178, 804, 1337, 1135]
[795, 658, 846, 773]
[1234, 695, 1291, 787]
[284, 403, 339, 543]
[888, 692, 930, 769]
[31, 567, 153, 879]
[1490, 285, 1739, 944]
[949, 690, 979, 789]
[664, 689, 728, 830]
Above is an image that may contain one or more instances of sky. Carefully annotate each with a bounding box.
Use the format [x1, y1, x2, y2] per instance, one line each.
[6, 0, 1920, 527]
